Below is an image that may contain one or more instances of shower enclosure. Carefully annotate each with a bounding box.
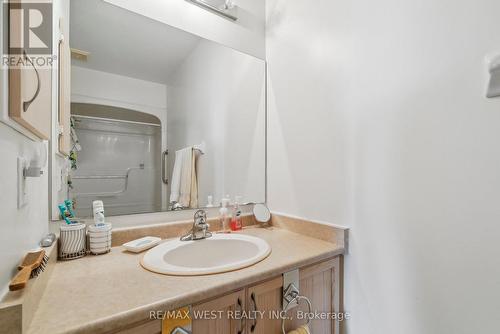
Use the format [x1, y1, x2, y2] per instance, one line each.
[69, 103, 163, 217]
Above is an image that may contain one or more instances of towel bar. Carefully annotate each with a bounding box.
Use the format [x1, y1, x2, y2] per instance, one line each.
[281, 284, 312, 334]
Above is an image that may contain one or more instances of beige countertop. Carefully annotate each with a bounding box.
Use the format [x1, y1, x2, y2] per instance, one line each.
[27, 226, 344, 334]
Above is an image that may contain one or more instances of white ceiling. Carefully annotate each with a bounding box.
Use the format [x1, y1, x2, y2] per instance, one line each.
[70, 0, 202, 84]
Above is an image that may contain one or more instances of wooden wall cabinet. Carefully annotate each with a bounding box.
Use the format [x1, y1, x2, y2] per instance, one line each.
[8, 0, 52, 140]
[8, 56, 52, 140]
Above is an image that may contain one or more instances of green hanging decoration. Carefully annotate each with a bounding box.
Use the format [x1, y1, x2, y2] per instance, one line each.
[69, 150, 77, 170]
[69, 116, 79, 171]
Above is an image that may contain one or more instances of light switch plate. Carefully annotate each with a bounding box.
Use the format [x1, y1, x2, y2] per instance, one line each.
[17, 157, 28, 208]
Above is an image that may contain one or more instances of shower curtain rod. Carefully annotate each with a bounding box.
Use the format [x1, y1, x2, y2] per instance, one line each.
[72, 114, 161, 127]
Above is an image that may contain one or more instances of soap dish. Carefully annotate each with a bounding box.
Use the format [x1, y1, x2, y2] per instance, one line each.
[123, 237, 161, 253]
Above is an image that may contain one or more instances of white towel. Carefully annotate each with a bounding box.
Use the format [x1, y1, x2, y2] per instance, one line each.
[170, 147, 198, 208]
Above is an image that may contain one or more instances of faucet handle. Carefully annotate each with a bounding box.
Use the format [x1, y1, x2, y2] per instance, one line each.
[180, 209, 212, 241]
[194, 209, 206, 218]
[194, 209, 207, 225]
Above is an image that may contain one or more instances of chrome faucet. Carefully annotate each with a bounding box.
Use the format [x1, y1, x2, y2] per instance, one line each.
[180, 210, 212, 241]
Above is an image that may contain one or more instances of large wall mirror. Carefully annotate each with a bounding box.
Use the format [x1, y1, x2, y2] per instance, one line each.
[61, 0, 266, 218]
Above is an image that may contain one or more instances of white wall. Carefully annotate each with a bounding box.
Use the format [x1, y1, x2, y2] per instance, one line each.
[0, 125, 49, 298]
[71, 66, 168, 158]
[103, 0, 265, 59]
[71, 66, 168, 119]
[266, 0, 500, 333]
[0, 1, 50, 297]
[167, 40, 266, 206]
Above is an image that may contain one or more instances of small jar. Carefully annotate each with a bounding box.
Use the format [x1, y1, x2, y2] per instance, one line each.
[88, 223, 112, 255]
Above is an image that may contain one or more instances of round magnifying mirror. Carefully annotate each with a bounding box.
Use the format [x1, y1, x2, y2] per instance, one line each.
[253, 204, 271, 224]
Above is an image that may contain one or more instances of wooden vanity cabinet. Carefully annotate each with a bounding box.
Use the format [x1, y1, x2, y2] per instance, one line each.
[247, 257, 343, 334]
[195, 256, 343, 334]
[286, 257, 343, 334]
[114, 256, 343, 334]
[115, 290, 247, 334]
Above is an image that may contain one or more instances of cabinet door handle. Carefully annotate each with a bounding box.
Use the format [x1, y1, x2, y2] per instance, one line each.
[237, 297, 245, 334]
[250, 293, 257, 332]
[22, 51, 41, 113]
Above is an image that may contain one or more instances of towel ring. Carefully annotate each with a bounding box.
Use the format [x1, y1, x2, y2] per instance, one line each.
[281, 294, 312, 334]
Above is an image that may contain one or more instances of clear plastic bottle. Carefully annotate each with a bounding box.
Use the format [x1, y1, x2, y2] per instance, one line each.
[219, 198, 230, 232]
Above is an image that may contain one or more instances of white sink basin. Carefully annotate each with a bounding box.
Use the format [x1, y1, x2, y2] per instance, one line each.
[141, 233, 271, 276]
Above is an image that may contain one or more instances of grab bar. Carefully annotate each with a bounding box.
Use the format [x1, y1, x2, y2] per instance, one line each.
[161, 150, 168, 184]
[72, 166, 148, 198]
[72, 175, 126, 180]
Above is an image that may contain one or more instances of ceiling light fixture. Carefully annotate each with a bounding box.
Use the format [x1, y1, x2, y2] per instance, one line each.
[185, 0, 238, 21]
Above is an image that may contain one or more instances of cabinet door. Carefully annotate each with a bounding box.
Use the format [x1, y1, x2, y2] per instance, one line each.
[9, 58, 52, 139]
[192, 289, 246, 334]
[8, 0, 52, 140]
[246, 276, 283, 334]
[285, 257, 343, 334]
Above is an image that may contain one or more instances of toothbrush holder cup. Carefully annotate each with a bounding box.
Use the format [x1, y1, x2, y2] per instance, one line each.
[59, 223, 87, 260]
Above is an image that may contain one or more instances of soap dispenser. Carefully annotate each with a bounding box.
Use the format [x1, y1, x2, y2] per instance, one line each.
[230, 196, 243, 231]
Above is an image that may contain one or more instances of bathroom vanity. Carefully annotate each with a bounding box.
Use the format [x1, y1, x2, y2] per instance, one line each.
[176, 257, 341, 334]
[0, 215, 346, 334]
[123, 256, 341, 334]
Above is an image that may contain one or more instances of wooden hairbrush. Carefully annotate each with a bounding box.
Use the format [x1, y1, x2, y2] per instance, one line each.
[9, 249, 48, 291]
